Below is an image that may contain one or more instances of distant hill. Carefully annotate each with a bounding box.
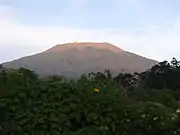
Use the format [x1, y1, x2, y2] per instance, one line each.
[2, 42, 158, 78]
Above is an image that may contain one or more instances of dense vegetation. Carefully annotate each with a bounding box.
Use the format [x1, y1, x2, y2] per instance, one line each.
[1, 58, 180, 135]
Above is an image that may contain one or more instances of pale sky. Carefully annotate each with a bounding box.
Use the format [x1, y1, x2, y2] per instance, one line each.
[0, 0, 180, 63]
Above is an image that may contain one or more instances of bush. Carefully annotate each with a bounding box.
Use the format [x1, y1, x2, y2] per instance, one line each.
[0, 68, 180, 135]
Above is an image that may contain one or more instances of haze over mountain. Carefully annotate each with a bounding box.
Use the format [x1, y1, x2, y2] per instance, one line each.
[2, 42, 158, 78]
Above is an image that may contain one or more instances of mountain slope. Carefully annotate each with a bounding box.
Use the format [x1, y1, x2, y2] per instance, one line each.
[2, 42, 158, 77]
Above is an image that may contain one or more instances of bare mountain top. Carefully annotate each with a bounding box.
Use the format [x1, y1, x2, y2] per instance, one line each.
[2, 42, 158, 78]
[44, 42, 124, 53]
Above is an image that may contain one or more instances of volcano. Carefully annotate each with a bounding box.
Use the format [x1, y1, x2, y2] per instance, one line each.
[2, 42, 158, 78]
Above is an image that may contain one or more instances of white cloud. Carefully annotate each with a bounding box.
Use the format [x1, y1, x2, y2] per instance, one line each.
[0, 5, 180, 63]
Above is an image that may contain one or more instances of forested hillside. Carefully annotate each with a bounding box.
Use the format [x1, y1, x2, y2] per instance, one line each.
[1, 58, 180, 135]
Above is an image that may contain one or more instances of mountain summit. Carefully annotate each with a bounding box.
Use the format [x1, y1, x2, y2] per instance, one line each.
[44, 42, 124, 53]
[2, 42, 158, 78]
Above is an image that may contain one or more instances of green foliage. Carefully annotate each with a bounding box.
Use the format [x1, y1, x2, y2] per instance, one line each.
[1, 58, 180, 134]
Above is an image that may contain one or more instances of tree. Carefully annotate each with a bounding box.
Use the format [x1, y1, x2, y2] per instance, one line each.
[171, 57, 180, 68]
[17, 68, 39, 88]
[114, 73, 137, 87]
